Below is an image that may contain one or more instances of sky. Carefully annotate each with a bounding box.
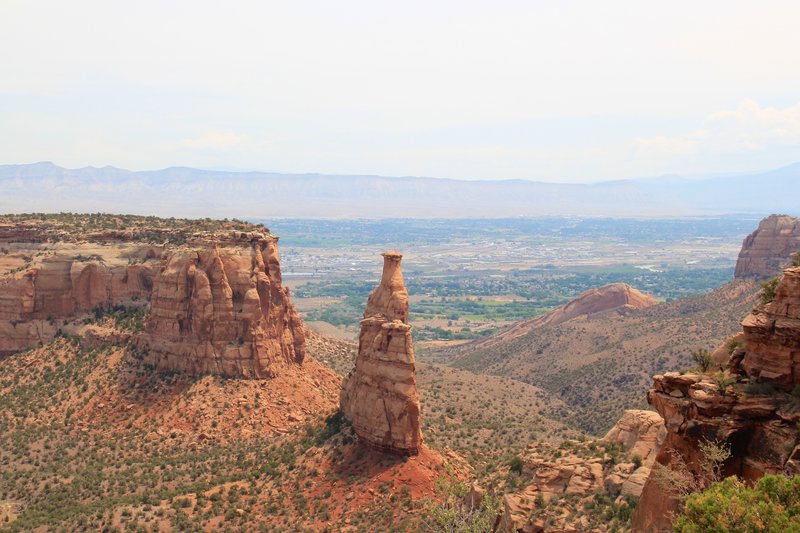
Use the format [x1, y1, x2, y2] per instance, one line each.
[1, 0, 799, 183]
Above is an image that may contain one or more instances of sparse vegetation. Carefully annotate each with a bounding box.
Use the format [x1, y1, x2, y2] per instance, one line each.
[760, 276, 781, 304]
[675, 474, 800, 532]
[712, 370, 736, 394]
[421, 476, 500, 533]
[652, 440, 731, 505]
[691, 348, 713, 373]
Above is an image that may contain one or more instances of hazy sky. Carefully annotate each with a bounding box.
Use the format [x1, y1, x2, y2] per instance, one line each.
[2, 0, 799, 182]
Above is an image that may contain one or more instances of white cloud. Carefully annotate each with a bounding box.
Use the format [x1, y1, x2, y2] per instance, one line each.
[636, 100, 800, 158]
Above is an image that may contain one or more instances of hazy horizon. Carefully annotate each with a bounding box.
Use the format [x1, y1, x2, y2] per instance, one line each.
[3, 1, 800, 183]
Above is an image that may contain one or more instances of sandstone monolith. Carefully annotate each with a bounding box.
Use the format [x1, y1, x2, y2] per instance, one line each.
[340, 251, 422, 455]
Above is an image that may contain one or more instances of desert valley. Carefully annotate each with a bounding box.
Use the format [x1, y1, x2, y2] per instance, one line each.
[4, 2, 800, 531]
[0, 211, 799, 532]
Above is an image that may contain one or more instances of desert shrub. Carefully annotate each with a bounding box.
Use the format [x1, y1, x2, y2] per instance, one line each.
[712, 371, 736, 394]
[745, 381, 776, 395]
[631, 454, 642, 469]
[691, 349, 713, 373]
[652, 440, 730, 504]
[792, 251, 800, 267]
[508, 456, 524, 475]
[760, 277, 780, 304]
[725, 337, 746, 355]
[421, 476, 500, 533]
[674, 474, 800, 532]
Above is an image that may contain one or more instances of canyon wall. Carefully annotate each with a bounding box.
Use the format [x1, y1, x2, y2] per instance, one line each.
[0, 233, 159, 355]
[633, 266, 800, 531]
[734, 214, 800, 279]
[138, 232, 305, 378]
[1, 222, 306, 379]
[340, 252, 422, 455]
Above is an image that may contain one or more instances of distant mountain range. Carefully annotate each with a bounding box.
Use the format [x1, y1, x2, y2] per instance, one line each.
[1, 161, 799, 219]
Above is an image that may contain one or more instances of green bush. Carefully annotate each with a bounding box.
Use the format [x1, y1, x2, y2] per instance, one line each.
[420, 477, 500, 533]
[745, 381, 776, 395]
[760, 277, 780, 305]
[675, 474, 800, 532]
[508, 456, 525, 475]
[691, 349, 713, 373]
[713, 371, 736, 395]
[725, 338, 746, 355]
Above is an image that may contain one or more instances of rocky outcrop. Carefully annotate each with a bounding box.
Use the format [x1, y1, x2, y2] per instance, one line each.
[0, 250, 158, 355]
[138, 232, 305, 378]
[741, 266, 800, 389]
[734, 214, 800, 279]
[340, 252, 422, 456]
[499, 413, 664, 533]
[632, 266, 800, 532]
[473, 283, 657, 348]
[1, 220, 307, 380]
[603, 409, 666, 499]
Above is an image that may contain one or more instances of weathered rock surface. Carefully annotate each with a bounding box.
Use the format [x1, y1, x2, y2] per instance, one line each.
[603, 409, 666, 499]
[473, 282, 657, 348]
[741, 266, 800, 389]
[0, 239, 159, 355]
[1, 220, 307, 380]
[734, 214, 800, 279]
[632, 268, 800, 531]
[138, 231, 305, 378]
[340, 252, 422, 455]
[498, 417, 663, 533]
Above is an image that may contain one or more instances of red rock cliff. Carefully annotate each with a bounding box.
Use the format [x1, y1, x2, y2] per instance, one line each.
[0, 240, 158, 355]
[734, 214, 800, 279]
[137, 231, 305, 378]
[1, 221, 306, 380]
[340, 252, 422, 455]
[632, 266, 800, 531]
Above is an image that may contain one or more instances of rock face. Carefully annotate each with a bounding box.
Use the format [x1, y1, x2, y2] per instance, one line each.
[632, 267, 800, 532]
[734, 214, 800, 279]
[741, 266, 800, 389]
[340, 252, 422, 456]
[475, 282, 657, 347]
[0, 244, 158, 355]
[1, 220, 307, 380]
[603, 409, 666, 498]
[138, 232, 305, 378]
[499, 414, 664, 533]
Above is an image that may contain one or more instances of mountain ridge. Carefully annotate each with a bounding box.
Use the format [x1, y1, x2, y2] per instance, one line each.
[2, 161, 799, 218]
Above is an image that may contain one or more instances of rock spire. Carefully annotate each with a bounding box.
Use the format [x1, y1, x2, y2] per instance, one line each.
[340, 251, 422, 455]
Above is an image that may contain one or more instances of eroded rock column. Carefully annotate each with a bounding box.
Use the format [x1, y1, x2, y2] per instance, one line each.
[340, 251, 422, 455]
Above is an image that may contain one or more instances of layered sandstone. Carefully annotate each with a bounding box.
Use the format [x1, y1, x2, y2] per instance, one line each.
[734, 214, 800, 279]
[473, 282, 657, 348]
[632, 267, 800, 531]
[740, 266, 800, 389]
[138, 231, 305, 378]
[1, 218, 307, 380]
[0, 244, 159, 355]
[499, 412, 664, 533]
[340, 252, 422, 455]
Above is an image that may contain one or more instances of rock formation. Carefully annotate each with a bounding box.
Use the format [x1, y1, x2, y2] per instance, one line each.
[734, 214, 800, 279]
[0, 240, 159, 355]
[137, 231, 305, 378]
[632, 266, 800, 531]
[499, 410, 664, 532]
[1, 218, 307, 380]
[340, 251, 422, 455]
[740, 266, 800, 389]
[472, 282, 658, 348]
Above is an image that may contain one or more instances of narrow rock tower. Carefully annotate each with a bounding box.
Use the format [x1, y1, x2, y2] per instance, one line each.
[340, 251, 422, 455]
